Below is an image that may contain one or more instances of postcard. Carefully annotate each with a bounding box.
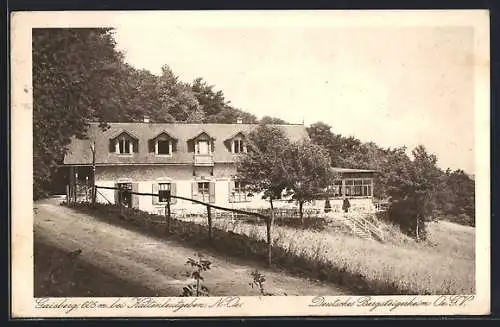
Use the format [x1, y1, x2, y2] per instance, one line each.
[10, 9, 490, 317]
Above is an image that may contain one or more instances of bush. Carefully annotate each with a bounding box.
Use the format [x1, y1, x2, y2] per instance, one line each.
[387, 199, 428, 241]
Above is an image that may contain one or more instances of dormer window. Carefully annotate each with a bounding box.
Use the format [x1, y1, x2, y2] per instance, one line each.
[189, 132, 214, 155]
[118, 138, 131, 154]
[196, 140, 211, 155]
[148, 131, 177, 156]
[109, 131, 138, 155]
[226, 132, 247, 154]
[232, 138, 246, 154]
[157, 139, 171, 155]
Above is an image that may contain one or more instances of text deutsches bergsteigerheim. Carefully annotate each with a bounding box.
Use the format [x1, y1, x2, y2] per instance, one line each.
[34, 295, 475, 314]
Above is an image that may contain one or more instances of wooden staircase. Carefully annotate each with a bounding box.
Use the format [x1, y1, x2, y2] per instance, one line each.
[328, 213, 385, 242]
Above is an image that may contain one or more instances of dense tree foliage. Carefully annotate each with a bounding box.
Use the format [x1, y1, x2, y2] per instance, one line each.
[33, 28, 282, 198]
[260, 116, 288, 125]
[284, 139, 337, 220]
[236, 125, 291, 205]
[33, 28, 125, 198]
[307, 122, 475, 235]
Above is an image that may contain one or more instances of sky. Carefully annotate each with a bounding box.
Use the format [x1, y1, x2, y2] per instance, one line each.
[111, 14, 475, 174]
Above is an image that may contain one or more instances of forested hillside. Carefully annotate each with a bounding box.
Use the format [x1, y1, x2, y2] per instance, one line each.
[33, 28, 274, 198]
[32, 28, 474, 229]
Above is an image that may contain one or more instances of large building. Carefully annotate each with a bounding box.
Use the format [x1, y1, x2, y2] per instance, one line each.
[63, 121, 376, 215]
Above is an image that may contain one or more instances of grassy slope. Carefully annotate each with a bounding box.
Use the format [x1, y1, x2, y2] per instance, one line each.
[212, 218, 475, 295]
[64, 203, 475, 295]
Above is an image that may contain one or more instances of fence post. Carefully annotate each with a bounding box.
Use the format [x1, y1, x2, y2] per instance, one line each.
[207, 206, 213, 243]
[266, 216, 272, 267]
[119, 189, 124, 219]
[165, 191, 171, 235]
[92, 185, 96, 206]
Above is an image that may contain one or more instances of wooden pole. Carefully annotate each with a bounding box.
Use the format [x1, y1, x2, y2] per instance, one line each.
[91, 142, 96, 206]
[266, 198, 275, 267]
[207, 206, 213, 243]
[119, 189, 124, 219]
[165, 191, 171, 234]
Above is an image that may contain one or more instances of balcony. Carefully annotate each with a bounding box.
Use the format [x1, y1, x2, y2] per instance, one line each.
[194, 154, 214, 166]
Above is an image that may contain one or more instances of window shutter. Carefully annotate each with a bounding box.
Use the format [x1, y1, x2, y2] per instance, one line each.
[114, 183, 119, 204]
[170, 183, 177, 204]
[109, 140, 115, 153]
[209, 182, 216, 203]
[211, 140, 215, 153]
[228, 180, 235, 203]
[133, 140, 139, 153]
[148, 139, 155, 153]
[152, 183, 159, 205]
[191, 182, 197, 200]
[172, 140, 177, 153]
[187, 140, 194, 153]
[132, 183, 139, 208]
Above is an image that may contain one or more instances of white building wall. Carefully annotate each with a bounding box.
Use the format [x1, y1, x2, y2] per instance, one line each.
[94, 164, 375, 215]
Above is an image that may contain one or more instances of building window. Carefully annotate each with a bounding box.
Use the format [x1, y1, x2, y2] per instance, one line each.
[197, 140, 210, 155]
[362, 179, 373, 197]
[233, 139, 245, 154]
[231, 181, 248, 202]
[343, 178, 373, 197]
[117, 183, 132, 207]
[158, 183, 171, 203]
[157, 140, 170, 155]
[198, 182, 210, 202]
[118, 138, 131, 154]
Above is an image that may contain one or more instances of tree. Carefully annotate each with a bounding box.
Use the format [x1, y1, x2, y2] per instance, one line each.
[436, 169, 475, 226]
[205, 106, 258, 124]
[260, 116, 288, 125]
[191, 77, 228, 118]
[236, 124, 291, 205]
[285, 139, 337, 221]
[236, 124, 291, 266]
[33, 28, 126, 199]
[307, 122, 474, 228]
[387, 145, 441, 241]
[307, 122, 363, 167]
[156, 65, 201, 122]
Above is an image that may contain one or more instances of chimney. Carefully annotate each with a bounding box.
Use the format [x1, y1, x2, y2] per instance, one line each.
[236, 117, 243, 124]
[143, 116, 150, 123]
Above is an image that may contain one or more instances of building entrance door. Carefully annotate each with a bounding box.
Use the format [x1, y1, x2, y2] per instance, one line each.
[117, 183, 133, 208]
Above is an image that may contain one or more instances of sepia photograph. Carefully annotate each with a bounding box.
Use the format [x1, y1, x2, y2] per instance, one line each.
[10, 10, 490, 317]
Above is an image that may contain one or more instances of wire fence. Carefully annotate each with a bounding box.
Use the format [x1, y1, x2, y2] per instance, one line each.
[93, 185, 279, 266]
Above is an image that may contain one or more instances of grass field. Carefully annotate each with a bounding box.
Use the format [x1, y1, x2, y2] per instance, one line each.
[207, 215, 475, 295]
[67, 202, 475, 295]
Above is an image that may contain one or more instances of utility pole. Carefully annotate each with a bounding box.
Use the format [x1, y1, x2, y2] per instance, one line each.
[91, 141, 96, 206]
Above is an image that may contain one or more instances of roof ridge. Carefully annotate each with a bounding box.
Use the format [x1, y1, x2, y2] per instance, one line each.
[88, 122, 305, 126]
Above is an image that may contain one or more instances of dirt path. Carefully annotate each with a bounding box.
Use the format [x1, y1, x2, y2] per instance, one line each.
[34, 200, 347, 297]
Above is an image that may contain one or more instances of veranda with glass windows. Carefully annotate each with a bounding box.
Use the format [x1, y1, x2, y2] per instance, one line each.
[326, 168, 376, 199]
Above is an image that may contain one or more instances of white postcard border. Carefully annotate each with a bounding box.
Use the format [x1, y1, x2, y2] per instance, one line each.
[10, 10, 491, 318]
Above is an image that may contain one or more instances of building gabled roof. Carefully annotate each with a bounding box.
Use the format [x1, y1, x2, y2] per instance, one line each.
[225, 131, 247, 141]
[109, 129, 139, 140]
[151, 130, 178, 141]
[63, 122, 309, 165]
[187, 130, 215, 141]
